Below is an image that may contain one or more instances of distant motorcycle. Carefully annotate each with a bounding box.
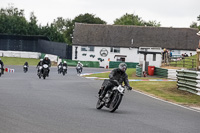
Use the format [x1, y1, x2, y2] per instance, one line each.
[58, 65, 62, 74]
[23, 65, 28, 73]
[37, 66, 43, 79]
[42, 64, 49, 79]
[76, 66, 82, 75]
[96, 80, 127, 112]
[62, 66, 67, 76]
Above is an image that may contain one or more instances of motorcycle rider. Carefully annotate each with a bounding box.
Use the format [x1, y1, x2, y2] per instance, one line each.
[23, 61, 29, 71]
[63, 61, 68, 68]
[62, 61, 68, 73]
[76, 61, 83, 73]
[99, 63, 132, 100]
[0, 58, 4, 74]
[36, 59, 43, 73]
[42, 55, 51, 76]
[57, 62, 63, 73]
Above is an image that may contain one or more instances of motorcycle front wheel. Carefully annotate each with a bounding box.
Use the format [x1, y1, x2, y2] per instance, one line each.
[109, 92, 123, 112]
[96, 99, 104, 109]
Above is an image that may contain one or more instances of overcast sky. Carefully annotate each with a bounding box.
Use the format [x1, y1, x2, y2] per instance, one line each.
[1, 0, 200, 28]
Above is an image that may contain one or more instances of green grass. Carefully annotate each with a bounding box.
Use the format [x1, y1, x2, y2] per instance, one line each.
[1, 57, 40, 66]
[84, 68, 200, 107]
[131, 81, 200, 106]
[169, 55, 196, 69]
[0, 57, 58, 66]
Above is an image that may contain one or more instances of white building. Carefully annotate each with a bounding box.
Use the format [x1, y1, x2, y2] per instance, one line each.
[72, 23, 199, 68]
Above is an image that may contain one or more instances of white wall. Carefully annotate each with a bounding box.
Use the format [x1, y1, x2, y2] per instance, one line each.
[0, 51, 58, 62]
[72, 46, 162, 68]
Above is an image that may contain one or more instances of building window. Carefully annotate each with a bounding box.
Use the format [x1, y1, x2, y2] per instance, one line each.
[81, 46, 94, 52]
[153, 54, 156, 61]
[110, 47, 120, 53]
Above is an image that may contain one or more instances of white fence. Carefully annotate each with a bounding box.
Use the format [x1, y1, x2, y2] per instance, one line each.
[0, 51, 58, 62]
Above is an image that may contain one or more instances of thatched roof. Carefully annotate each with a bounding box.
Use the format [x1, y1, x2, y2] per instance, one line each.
[72, 23, 199, 50]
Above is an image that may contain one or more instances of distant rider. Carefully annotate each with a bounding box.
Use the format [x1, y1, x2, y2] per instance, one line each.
[42, 55, 51, 76]
[99, 63, 132, 100]
[24, 62, 29, 67]
[37, 59, 43, 73]
[57, 62, 63, 73]
[76, 61, 83, 73]
[0, 58, 4, 74]
[63, 61, 68, 68]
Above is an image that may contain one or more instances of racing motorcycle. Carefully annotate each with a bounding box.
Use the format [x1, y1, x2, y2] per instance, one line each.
[96, 80, 127, 112]
[62, 66, 67, 76]
[23, 65, 28, 73]
[37, 65, 43, 79]
[76, 66, 82, 75]
[42, 64, 49, 79]
[58, 65, 62, 74]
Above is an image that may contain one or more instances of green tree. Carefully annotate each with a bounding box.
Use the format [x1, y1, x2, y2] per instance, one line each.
[40, 23, 65, 43]
[190, 15, 200, 30]
[114, 13, 160, 27]
[0, 6, 28, 35]
[73, 13, 106, 24]
[63, 13, 107, 44]
[28, 12, 39, 35]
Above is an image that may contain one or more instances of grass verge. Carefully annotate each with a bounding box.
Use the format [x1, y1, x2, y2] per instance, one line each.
[1, 57, 39, 66]
[1, 57, 57, 66]
[84, 68, 200, 107]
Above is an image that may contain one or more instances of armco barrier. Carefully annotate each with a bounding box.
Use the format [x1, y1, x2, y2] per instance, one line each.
[177, 69, 200, 95]
[109, 61, 138, 68]
[62, 59, 99, 68]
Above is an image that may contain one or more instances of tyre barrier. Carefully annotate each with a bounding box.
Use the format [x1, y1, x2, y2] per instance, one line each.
[136, 65, 142, 77]
[177, 69, 200, 95]
[136, 66, 177, 79]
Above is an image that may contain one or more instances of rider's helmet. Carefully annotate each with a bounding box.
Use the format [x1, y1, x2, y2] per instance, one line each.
[44, 55, 49, 59]
[40, 59, 43, 61]
[119, 63, 127, 72]
[64, 61, 66, 63]
[78, 61, 80, 64]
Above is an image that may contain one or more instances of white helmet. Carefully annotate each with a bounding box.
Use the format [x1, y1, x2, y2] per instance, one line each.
[40, 59, 43, 61]
[64, 61, 66, 63]
[44, 55, 49, 58]
[78, 61, 80, 64]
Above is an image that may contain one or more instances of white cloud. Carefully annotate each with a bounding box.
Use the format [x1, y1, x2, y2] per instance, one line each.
[1, 0, 200, 27]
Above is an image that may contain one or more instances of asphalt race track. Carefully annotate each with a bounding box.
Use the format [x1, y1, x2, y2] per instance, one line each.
[0, 66, 200, 133]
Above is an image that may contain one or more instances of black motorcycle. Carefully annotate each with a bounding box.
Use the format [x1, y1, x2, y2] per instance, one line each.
[42, 64, 49, 79]
[96, 80, 127, 112]
[58, 65, 62, 74]
[23, 65, 28, 73]
[37, 66, 43, 79]
[62, 66, 67, 76]
[76, 66, 82, 75]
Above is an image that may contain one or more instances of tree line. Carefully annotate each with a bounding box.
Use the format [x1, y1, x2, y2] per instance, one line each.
[0, 6, 199, 45]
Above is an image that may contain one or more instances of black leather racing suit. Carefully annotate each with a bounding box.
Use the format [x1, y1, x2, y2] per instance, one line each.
[42, 58, 51, 75]
[0, 60, 4, 74]
[100, 68, 130, 98]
